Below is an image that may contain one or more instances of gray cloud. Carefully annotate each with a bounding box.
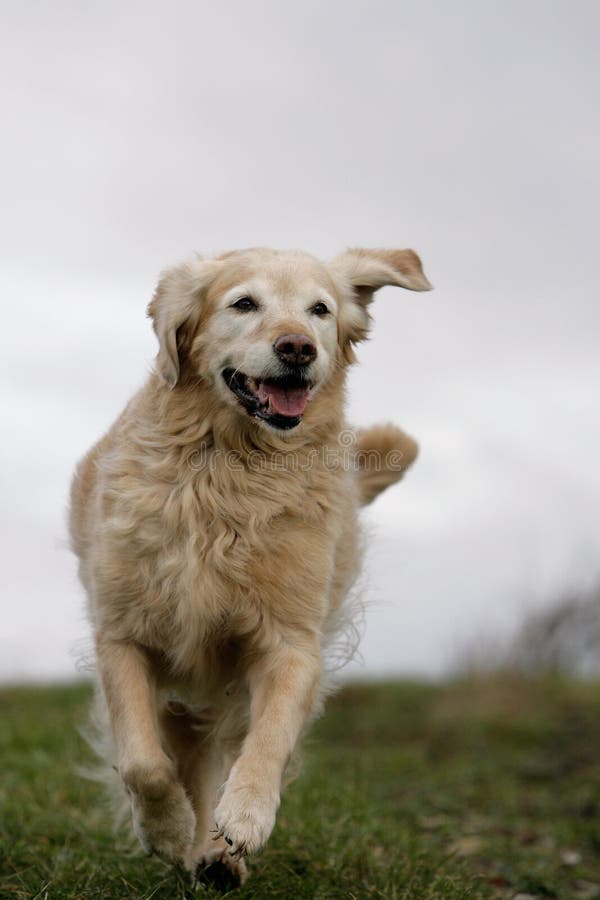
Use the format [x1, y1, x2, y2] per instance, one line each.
[2, 0, 599, 678]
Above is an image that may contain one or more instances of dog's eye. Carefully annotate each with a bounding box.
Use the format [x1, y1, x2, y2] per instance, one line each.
[311, 302, 329, 317]
[230, 296, 257, 312]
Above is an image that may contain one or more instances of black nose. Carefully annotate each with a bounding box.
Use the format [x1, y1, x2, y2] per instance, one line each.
[273, 333, 317, 367]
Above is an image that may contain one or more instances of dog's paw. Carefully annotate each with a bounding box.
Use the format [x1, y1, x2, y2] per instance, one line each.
[214, 775, 279, 856]
[190, 840, 248, 889]
[127, 772, 195, 863]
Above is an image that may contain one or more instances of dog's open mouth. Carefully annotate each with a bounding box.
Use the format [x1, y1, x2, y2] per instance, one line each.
[222, 368, 313, 430]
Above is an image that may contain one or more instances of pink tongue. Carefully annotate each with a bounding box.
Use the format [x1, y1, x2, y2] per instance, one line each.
[257, 382, 311, 417]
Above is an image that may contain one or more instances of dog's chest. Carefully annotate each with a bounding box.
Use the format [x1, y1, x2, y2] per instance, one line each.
[113, 453, 342, 656]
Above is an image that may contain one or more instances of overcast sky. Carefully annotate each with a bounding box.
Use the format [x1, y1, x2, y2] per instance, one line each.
[1, 0, 599, 680]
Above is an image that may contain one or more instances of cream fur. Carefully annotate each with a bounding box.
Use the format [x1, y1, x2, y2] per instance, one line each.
[69, 246, 429, 886]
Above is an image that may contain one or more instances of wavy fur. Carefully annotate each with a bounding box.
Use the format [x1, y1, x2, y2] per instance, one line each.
[69, 246, 427, 885]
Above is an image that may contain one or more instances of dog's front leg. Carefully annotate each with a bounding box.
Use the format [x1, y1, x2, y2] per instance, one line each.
[215, 636, 321, 855]
[96, 634, 195, 862]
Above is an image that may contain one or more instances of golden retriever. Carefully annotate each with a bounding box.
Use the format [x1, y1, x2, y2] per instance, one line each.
[69, 246, 431, 886]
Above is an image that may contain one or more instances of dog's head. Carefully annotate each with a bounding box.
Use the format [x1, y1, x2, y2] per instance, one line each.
[148, 247, 431, 433]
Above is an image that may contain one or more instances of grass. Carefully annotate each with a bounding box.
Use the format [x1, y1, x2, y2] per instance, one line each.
[1, 678, 600, 899]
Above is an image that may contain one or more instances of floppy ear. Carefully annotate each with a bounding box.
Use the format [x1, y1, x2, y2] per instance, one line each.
[328, 247, 432, 360]
[147, 257, 221, 388]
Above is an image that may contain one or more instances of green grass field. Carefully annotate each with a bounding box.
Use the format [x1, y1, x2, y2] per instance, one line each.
[1, 677, 600, 899]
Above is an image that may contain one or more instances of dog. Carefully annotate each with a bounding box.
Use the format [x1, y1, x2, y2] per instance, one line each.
[69, 246, 430, 886]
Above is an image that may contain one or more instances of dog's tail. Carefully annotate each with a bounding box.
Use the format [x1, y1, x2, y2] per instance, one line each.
[354, 423, 419, 506]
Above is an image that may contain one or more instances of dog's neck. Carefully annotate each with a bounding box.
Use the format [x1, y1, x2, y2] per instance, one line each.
[140, 366, 349, 464]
